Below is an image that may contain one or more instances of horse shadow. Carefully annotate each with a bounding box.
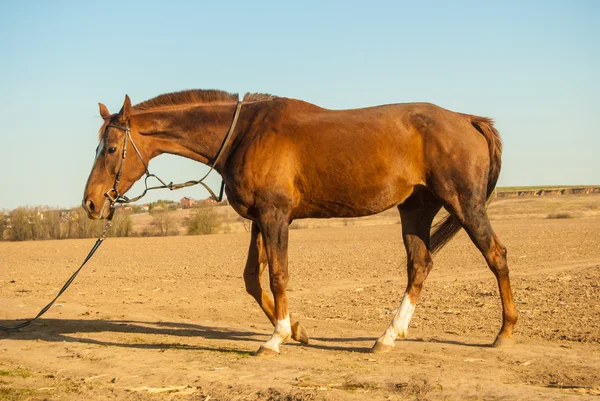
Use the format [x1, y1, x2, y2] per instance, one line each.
[0, 318, 265, 355]
[311, 335, 491, 352]
[0, 318, 491, 354]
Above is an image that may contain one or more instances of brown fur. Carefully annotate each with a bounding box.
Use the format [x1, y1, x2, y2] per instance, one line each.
[83, 91, 517, 355]
[429, 116, 502, 254]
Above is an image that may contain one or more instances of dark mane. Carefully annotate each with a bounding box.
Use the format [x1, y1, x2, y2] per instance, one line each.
[133, 89, 275, 112]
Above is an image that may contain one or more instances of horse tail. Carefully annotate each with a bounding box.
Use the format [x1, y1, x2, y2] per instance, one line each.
[429, 116, 502, 254]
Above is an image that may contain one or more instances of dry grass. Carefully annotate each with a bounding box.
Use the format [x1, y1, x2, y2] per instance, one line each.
[546, 212, 574, 219]
[0, 369, 32, 378]
[487, 194, 600, 220]
[497, 185, 587, 191]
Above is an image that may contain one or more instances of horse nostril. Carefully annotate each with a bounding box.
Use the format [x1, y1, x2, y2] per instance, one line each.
[86, 200, 95, 212]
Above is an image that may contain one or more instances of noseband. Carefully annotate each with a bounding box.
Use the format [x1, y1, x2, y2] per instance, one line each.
[102, 101, 243, 219]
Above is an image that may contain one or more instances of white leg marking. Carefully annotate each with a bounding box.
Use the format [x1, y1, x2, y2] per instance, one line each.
[377, 293, 415, 346]
[261, 314, 291, 353]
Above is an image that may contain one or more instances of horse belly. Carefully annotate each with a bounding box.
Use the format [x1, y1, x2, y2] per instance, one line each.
[293, 167, 417, 219]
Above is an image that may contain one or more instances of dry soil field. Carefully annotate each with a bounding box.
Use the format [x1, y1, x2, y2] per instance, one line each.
[1, 195, 600, 400]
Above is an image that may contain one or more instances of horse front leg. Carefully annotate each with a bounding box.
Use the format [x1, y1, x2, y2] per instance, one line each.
[254, 210, 295, 356]
[244, 221, 276, 325]
[244, 221, 309, 346]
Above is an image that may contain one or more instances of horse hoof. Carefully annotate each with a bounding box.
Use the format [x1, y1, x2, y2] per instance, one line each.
[370, 341, 394, 354]
[255, 345, 279, 357]
[492, 335, 515, 348]
[292, 322, 310, 344]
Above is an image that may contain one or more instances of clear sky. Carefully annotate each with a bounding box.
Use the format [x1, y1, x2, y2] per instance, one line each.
[0, 1, 598, 209]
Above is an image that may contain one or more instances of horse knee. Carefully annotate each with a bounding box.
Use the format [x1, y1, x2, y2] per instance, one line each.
[269, 271, 289, 294]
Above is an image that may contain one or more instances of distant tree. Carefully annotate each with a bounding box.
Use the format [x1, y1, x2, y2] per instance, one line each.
[130, 204, 144, 214]
[109, 211, 134, 237]
[42, 210, 63, 239]
[71, 208, 103, 238]
[186, 208, 221, 235]
[150, 210, 177, 236]
[29, 209, 47, 240]
[1, 206, 136, 241]
[148, 199, 176, 211]
[8, 207, 33, 241]
[0, 212, 7, 240]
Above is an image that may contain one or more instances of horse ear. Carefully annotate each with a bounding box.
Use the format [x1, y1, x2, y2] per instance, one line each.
[98, 103, 111, 119]
[118, 94, 133, 122]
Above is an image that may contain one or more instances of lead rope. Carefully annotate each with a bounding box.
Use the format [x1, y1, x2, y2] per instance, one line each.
[0, 218, 113, 330]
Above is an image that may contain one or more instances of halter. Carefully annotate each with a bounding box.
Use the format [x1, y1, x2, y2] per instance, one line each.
[102, 101, 243, 219]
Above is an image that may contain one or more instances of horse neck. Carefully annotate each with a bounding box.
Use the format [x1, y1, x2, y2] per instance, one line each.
[131, 103, 239, 168]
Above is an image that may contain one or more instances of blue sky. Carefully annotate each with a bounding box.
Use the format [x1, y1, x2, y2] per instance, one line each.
[0, 1, 597, 209]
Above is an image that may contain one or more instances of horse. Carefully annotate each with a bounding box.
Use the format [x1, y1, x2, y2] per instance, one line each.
[82, 89, 517, 356]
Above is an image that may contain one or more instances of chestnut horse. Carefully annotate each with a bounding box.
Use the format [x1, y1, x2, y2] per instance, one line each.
[83, 90, 517, 356]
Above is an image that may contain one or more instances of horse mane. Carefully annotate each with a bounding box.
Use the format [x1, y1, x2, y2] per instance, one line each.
[243, 92, 275, 102]
[133, 89, 274, 111]
[97, 89, 275, 138]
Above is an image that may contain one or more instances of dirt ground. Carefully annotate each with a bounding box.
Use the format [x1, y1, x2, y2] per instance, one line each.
[1, 197, 600, 400]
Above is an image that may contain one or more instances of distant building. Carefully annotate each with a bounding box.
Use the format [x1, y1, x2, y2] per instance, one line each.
[180, 197, 196, 208]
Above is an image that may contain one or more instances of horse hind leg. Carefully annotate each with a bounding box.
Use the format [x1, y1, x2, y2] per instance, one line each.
[372, 192, 441, 353]
[457, 205, 517, 346]
[243, 222, 309, 345]
[438, 182, 518, 347]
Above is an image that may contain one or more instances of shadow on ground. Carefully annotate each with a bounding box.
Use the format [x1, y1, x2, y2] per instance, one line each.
[0, 318, 492, 355]
[0, 318, 265, 355]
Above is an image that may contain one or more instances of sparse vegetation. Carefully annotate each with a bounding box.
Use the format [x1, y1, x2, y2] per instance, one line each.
[0, 207, 133, 241]
[129, 204, 145, 213]
[1, 188, 597, 241]
[149, 210, 178, 236]
[289, 221, 307, 230]
[0, 387, 38, 401]
[336, 378, 379, 391]
[497, 185, 586, 191]
[186, 208, 221, 235]
[546, 212, 574, 219]
[108, 212, 134, 237]
[147, 199, 177, 211]
[0, 212, 6, 240]
[0, 368, 32, 378]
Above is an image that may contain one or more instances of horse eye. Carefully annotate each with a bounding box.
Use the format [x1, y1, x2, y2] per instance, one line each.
[108, 147, 117, 154]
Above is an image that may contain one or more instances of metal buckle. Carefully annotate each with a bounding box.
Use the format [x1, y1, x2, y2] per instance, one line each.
[104, 189, 118, 203]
